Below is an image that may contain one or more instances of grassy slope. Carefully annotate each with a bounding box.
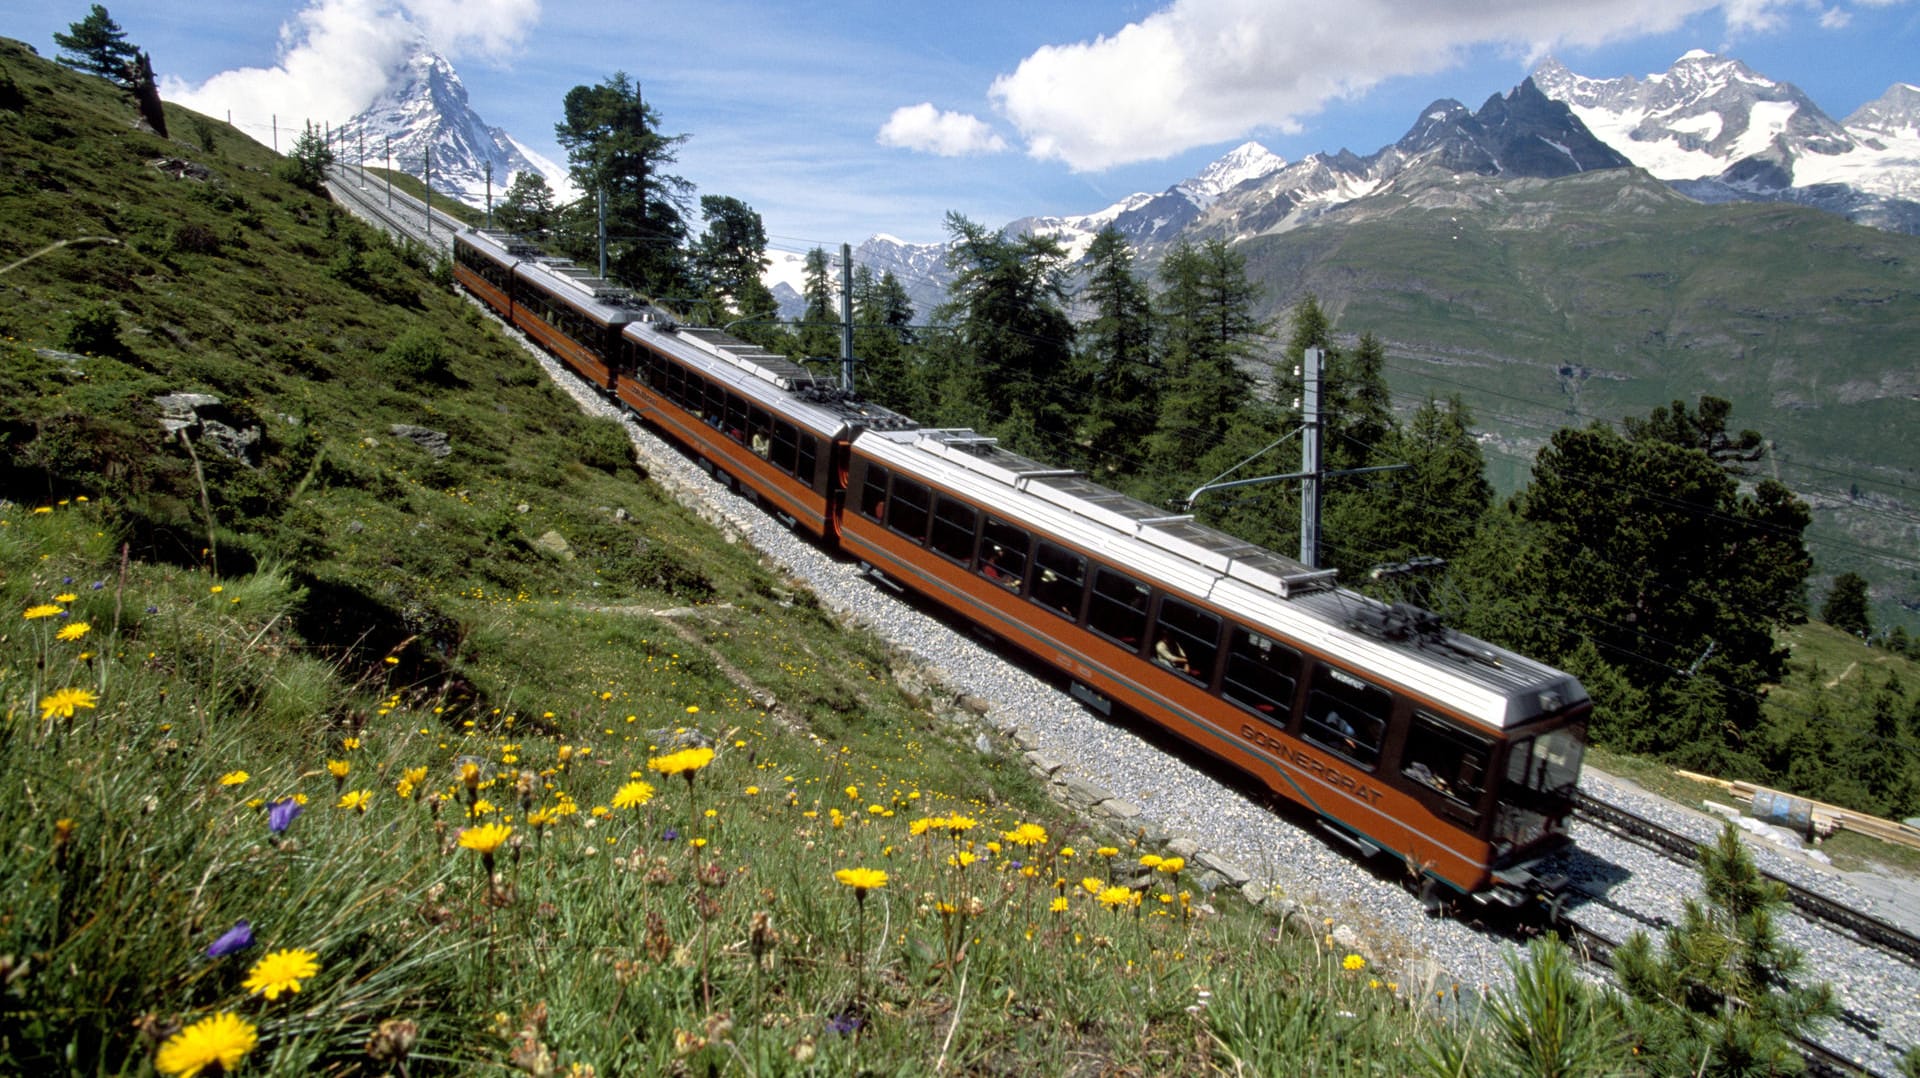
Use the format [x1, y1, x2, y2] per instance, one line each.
[0, 39, 1474, 1076]
[1235, 168, 1920, 628]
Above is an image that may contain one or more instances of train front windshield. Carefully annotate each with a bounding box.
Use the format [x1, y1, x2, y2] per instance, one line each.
[1491, 723, 1586, 856]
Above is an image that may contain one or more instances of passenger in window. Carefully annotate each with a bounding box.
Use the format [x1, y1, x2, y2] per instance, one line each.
[1405, 761, 1449, 795]
[750, 432, 771, 459]
[1154, 635, 1192, 675]
[982, 546, 1019, 590]
[1326, 709, 1358, 753]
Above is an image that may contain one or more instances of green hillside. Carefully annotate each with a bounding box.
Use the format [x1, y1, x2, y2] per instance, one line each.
[1234, 167, 1920, 627]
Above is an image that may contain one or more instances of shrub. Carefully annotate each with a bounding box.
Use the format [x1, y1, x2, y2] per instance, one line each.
[376, 327, 450, 385]
[58, 300, 122, 356]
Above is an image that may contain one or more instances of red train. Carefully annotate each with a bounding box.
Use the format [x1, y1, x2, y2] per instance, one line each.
[452, 227, 1591, 910]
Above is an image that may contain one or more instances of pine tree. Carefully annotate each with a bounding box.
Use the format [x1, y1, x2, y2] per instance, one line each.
[1076, 227, 1157, 474]
[53, 5, 138, 85]
[1614, 822, 1837, 1076]
[795, 247, 839, 359]
[495, 171, 556, 240]
[930, 213, 1076, 456]
[688, 195, 775, 333]
[851, 265, 914, 408]
[553, 72, 692, 299]
[1820, 572, 1872, 638]
[1146, 239, 1262, 472]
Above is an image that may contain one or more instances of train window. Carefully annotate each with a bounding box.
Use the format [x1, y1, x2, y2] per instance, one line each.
[1222, 626, 1301, 725]
[724, 393, 749, 443]
[1401, 713, 1490, 810]
[1504, 727, 1583, 798]
[1087, 567, 1150, 650]
[748, 406, 773, 460]
[704, 380, 726, 427]
[888, 477, 932, 543]
[859, 462, 889, 522]
[796, 435, 820, 487]
[770, 419, 799, 474]
[978, 518, 1030, 592]
[929, 495, 978, 564]
[1152, 596, 1221, 685]
[1030, 541, 1087, 621]
[1301, 665, 1390, 769]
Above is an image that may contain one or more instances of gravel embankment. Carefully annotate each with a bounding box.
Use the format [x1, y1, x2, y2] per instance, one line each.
[506, 322, 1917, 1077]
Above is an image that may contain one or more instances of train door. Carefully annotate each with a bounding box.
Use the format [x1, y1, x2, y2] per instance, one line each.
[1490, 720, 1586, 861]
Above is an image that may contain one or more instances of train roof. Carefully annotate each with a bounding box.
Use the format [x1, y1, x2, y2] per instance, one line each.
[623, 320, 919, 437]
[460, 228, 656, 326]
[854, 427, 1586, 732]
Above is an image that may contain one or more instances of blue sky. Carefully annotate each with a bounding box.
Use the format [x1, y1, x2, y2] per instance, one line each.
[5, 0, 1916, 255]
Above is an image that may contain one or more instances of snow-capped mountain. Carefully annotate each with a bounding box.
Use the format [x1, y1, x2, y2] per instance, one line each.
[1187, 79, 1630, 242]
[1004, 141, 1289, 259]
[330, 46, 573, 209]
[1532, 52, 1920, 231]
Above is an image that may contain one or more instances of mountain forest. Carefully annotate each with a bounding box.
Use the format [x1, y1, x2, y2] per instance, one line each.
[3, 24, 1919, 1076]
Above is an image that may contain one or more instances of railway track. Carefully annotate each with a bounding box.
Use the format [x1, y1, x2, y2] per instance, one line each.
[1573, 791, 1920, 967]
[323, 166, 462, 255]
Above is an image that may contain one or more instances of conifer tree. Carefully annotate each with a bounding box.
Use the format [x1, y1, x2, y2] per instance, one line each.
[795, 247, 839, 359]
[929, 213, 1075, 455]
[495, 171, 556, 240]
[553, 72, 692, 299]
[1613, 822, 1837, 1076]
[1820, 572, 1872, 639]
[1077, 227, 1157, 474]
[688, 194, 775, 335]
[1146, 239, 1261, 471]
[54, 5, 137, 85]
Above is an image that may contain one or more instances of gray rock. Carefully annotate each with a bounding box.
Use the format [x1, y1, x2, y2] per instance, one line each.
[1060, 775, 1109, 808]
[389, 423, 451, 458]
[155, 392, 260, 466]
[1097, 797, 1143, 822]
[1024, 750, 1065, 776]
[532, 530, 574, 560]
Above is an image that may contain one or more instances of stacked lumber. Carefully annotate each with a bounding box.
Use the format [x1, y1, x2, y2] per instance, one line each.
[1676, 770, 1920, 851]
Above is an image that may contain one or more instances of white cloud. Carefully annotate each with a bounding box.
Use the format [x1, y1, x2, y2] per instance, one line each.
[159, 0, 539, 144]
[877, 102, 1009, 157]
[987, 0, 1834, 171]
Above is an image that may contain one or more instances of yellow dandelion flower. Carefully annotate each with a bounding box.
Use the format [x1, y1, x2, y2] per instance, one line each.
[1343, 954, 1366, 971]
[460, 822, 513, 854]
[341, 737, 361, 751]
[155, 1011, 257, 1076]
[56, 622, 92, 642]
[527, 807, 559, 828]
[218, 771, 249, 786]
[1097, 885, 1134, 909]
[1050, 896, 1070, 913]
[612, 780, 655, 810]
[337, 790, 371, 812]
[38, 687, 99, 721]
[402, 766, 428, 786]
[1139, 854, 1164, 869]
[1157, 857, 1185, 874]
[835, 867, 888, 894]
[53, 592, 77, 603]
[1096, 846, 1119, 858]
[326, 759, 351, 779]
[647, 746, 715, 777]
[948, 850, 976, 869]
[1004, 823, 1049, 847]
[242, 948, 321, 1001]
[23, 604, 63, 620]
[395, 778, 416, 800]
[942, 814, 977, 834]
[1081, 877, 1103, 895]
[744, 785, 760, 796]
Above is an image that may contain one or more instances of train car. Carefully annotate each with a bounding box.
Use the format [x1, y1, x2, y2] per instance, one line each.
[839, 427, 1589, 908]
[452, 229, 640, 391]
[610, 322, 915, 539]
